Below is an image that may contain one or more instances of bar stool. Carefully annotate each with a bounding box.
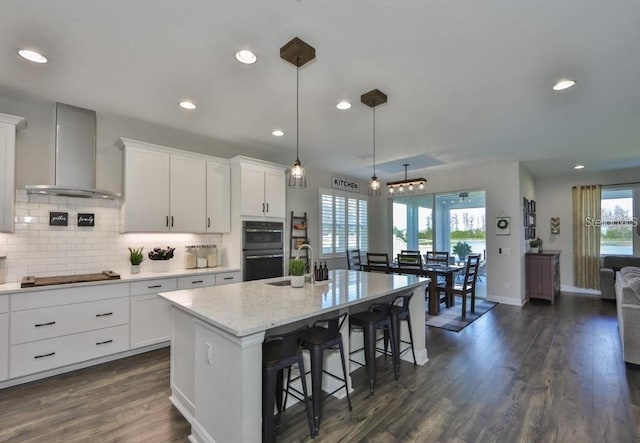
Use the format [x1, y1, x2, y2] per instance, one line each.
[381, 291, 416, 366]
[349, 302, 399, 394]
[285, 312, 352, 436]
[262, 325, 315, 443]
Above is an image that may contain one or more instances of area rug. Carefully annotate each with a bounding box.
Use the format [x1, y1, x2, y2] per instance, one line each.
[425, 300, 497, 332]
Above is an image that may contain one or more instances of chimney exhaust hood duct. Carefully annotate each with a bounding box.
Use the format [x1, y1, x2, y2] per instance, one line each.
[25, 103, 120, 199]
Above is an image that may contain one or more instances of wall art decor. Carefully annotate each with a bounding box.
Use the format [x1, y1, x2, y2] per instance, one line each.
[496, 217, 510, 235]
[550, 217, 560, 234]
[49, 212, 68, 226]
[77, 213, 95, 227]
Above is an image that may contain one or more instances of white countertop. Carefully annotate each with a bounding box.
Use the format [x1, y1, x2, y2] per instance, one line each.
[0, 266, 240, 295]
[159, 269, 427, 338]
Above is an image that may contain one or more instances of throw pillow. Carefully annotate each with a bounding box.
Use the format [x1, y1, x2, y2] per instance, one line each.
[621, 266, 640, 279]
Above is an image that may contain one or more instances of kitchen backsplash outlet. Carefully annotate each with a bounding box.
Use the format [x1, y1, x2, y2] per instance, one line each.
[0, 190, 223, 282]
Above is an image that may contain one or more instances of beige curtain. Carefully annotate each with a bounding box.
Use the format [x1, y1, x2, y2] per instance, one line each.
[572, 185, 601, 289]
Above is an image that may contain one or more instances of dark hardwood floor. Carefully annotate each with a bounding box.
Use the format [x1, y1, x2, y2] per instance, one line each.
[1, 292, 638, 442]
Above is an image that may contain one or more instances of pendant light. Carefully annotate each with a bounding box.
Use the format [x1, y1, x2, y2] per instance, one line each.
[280, 37, 316, 189]
[387, 164, 427, 194]
[361, 89, 387, 196]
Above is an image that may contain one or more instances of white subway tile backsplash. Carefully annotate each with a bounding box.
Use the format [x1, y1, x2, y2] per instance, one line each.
[2, 191, 223, 281]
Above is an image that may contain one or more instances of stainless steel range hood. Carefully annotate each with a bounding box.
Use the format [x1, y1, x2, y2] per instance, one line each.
[25, 103, 120, 199]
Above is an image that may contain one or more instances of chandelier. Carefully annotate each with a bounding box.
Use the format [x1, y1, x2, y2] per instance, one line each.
[387, 164, 427, 194]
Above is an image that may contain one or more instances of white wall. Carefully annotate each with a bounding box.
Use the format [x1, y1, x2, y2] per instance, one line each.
[0, 90, 267, 192]
[369, 161, 526, 305]
[285, 169, 366, 270]
[534, 166, 640, 289]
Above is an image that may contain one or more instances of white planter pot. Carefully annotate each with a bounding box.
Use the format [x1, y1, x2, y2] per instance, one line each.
[290, 275, 305, 288]
[152, 260, 170, 272]
[130, 264, 140, 274]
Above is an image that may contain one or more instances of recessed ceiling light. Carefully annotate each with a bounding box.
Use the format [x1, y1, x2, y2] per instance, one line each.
[272, 129, 284, 137]
[179, 101, 196, 110]
[553, 79, 576, 91]
[336, 101, 351, 110]
[235, 50, 257, 65]
[574, 164, 585, 170]
[17, 49, 48, 64]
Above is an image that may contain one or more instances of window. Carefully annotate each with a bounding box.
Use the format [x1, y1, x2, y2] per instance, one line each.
[601, 185, 639, 255]
[320, 188, 368, 257]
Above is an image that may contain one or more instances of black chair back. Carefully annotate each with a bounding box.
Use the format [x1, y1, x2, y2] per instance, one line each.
[425, 251, 449, 266]
[364, 253, 390, 273]
[396, 252, 423, 276]
[346, 249, 362, 270]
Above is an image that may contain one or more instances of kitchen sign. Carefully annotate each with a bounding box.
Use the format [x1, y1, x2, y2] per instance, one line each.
[49, 212, 68, 226]
[331, 177, 360, 193]
[78, 213, 95, 227]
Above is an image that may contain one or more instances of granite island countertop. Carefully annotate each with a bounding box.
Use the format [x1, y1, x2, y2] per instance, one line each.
[159, 269, 427, 338]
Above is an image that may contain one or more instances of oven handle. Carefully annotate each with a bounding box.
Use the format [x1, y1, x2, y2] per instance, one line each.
[245, 254, 284, 260]
[244, 229, 283, 233]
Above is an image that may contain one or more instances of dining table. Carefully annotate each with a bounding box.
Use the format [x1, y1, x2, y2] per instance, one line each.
[386, 262, 465, 315]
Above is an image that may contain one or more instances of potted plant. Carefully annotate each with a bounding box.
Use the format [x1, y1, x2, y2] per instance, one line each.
[148, 246, 175, 272]
[289, 259, 307, 288]
[452, 241, 472, 263]
[529, 237, 543, 253]
[128, 247, 144, 274]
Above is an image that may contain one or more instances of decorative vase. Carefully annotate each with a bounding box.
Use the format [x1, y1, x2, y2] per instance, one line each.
[131, 264, 140, 274]
[152, 260, 170, 273]
[290, 275, 305, 288]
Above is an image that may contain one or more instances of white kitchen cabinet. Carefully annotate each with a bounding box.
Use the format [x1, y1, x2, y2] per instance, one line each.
[119, 138, 213, 233]
[130, 277, 177, 348]
[239, 161, 286, 218]
[121, 143, 170, 232]
[170, 155, 207, 232]
[206, 160, 231, 233]
[0, 113, 25, 233]
[215, 271, 242, 285]
[0, 313, 8, 381]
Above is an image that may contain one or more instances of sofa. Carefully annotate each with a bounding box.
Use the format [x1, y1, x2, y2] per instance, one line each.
[615, 266, 640, 365]
[600, 255, 640, 300]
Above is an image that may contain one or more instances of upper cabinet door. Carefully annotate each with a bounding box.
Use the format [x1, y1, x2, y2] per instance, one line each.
[0, 114, 24, 233]
[263, 167, 286, 218]
[240, 164, 267, 217]
[170, 155, 206, 232]
[123, 147, 170, 232]
[206, 161, 231, 233]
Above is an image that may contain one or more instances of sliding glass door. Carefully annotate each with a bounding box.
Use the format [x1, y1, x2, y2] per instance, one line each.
[434, 191, 486, 261]
[392, 196, 433, 259]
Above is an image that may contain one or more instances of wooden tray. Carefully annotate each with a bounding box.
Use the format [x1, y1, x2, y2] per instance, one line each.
[21, 271, 121, 288]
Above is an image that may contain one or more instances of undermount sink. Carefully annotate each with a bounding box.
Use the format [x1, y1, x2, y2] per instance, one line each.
[266, 279, 291, 286]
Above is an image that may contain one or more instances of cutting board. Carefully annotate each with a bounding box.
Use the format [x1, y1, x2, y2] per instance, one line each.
[21, 271, 121, 288]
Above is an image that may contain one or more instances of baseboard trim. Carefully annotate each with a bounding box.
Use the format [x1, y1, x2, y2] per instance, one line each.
[486, 295, 525, 306]
[560, 285, 601, 295]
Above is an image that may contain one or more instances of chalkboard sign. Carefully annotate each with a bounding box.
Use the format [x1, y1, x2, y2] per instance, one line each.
[77, 213, 95, 227]
[49, 212, 68, 226]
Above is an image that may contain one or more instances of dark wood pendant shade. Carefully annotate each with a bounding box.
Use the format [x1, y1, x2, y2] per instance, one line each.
[280, 37, 316, 67]
[361, 89, 388, 108]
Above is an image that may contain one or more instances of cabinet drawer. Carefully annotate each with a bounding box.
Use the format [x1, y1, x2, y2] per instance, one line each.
[10, 324, 130, 378]
[177, 274, 216, 290]
[0, 295, 7, 313]
[12, 283, 128, 311]
[215, 271, 241, 285]
[130, 278, 177, 296]
[11, 297, 129, 345]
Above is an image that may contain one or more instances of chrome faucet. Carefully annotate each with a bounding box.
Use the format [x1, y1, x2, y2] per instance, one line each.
[296, 244, 314, 284]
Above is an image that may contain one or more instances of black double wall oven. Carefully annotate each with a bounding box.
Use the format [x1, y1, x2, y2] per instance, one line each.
[242, 221, 284, 281]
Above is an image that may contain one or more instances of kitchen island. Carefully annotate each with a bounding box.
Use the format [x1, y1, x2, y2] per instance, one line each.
[159, 269, 428, 443]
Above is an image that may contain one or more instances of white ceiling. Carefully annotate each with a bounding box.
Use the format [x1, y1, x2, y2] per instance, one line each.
[1, 0, 639, 182]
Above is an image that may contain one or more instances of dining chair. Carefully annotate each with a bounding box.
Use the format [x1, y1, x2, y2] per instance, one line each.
[364, 253, 390, 273]
[396, 252, 423, 276]
[425, 251, 449, 266]
[438, 254, 481, 319]
[346, 249, 362, 271]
